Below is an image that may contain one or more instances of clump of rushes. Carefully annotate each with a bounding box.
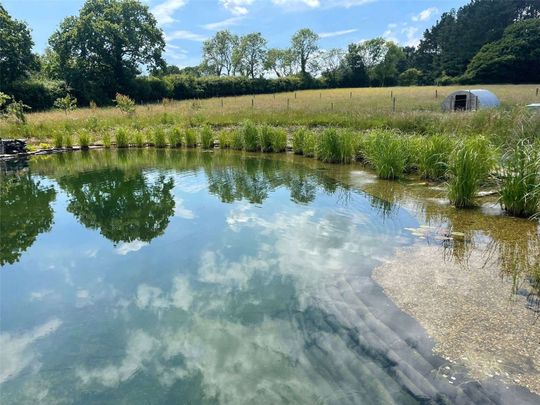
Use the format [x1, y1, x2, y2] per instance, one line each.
[200, 125, 214, 149]
[365, 130, 408, 179]
[184, 128, 197, 148]
[499, 140, 540, 217]
[53, 131, 63, 148]
[241, 120, 259, 151]
[153, 127, 167, 148]
[218, 130, 232, 149]
[448, 136, 494, 208]
[292, 128, 307, 155]
[102, 132, 112, 148]
[316, 129, 354, 164]
[78, 130, 91, 149]
[115, 127, 130, 147]
[168, 127, 182, 148]
[133, 130, 145, 147]
[303, 130, 317, 157]
[271, 128, 287, 152]
[259, 125, 274, 152]
[417, 135, 454, 180]
[64, 133, 73, 148]
[231, 129, 243, 150]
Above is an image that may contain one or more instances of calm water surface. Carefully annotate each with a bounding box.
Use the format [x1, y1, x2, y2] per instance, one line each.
[0, 150, 537, 404]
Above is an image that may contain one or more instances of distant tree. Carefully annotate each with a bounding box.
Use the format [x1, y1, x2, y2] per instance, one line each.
[291, 28, 319, 75]
[465, 19, 540, 83]
[357, 38, 404, 86]
[202, 30, 238, 76]
[264, 48, 295, 77]
[319, 48, 345, 86]
[54, 93, 77, 114]
[0, 5, 37, 88]
[49, 0, 165, 103]
[337, 43, 369, 87]
[399, 68, 422, 86]
[232, 33, 267, 78]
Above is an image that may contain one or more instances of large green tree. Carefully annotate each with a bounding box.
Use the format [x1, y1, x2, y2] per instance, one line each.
[202, 30, 238, 76]
[0, 4, 36, 88]
[465, 19, 540, 83]
[232, 33, 267, 78]
[49, 0, 165, 104]
[291, 28, 319, 75]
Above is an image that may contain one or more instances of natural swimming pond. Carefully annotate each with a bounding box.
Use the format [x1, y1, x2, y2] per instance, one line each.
[1, 149, 539, 404]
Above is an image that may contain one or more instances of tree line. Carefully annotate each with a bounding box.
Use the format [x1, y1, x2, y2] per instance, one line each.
[1, 0, 539, 111]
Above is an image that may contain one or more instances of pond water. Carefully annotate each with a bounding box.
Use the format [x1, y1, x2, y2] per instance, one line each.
[0, 149, 538, 404]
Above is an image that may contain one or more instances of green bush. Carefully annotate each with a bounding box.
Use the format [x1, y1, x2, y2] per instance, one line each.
[241, 120, 259, 152]
[499, 141, 540, 217]
[168, 127, 182, 148]
[64, 133, 73, 148]
[259, 125, 274, 152]
[102, 132, 111, 148]
[53, 131, 63, 148]
[316, 129, 353, 164]
[271, 128, 287, 152]
[448, 136, 494, 208]
[199, 126, 214, 149]
[78, 130, 91, 149]
[133, 130, 145, 147]
[153, 127, 167, 148]
[217, 130, 232, 149]
[303, 131, 316, 157]
[231, 129, 244, 150]
[292, 128, 307, 155]
[365, 130, 409, 179]
[417, 135, 454, 180]
[115, 127, 130, 147]
[184, 128, 197, 147]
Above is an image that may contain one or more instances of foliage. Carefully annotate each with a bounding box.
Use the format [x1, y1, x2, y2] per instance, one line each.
[54, 93, 77, 114]
[114, 93, 136, 114]
[241, 120, 259, 151]
[153, 127, 166, 148]
[64, 133, 73, 148]
[292, 128, 307, 155]
[217, 130, 232, 149]
[0, 93, 30, 124]
[202, 30, 237, 76]
[233, 33, 267, 78]
[102, 132, 112, 148]
[134, 130, 145, 147]
[399, 68, 422, 86]
[316, 129, 353, 164]
[78, 130, 91, 149]
[499, 141, 540, 217]
[184, 128, 197, 147]
[365, 130, 409, 179]
[168, 127, 182, 148]
[199, 126, 214, 149]
[115, 127, 130, 148]
[417, 135, 454, 180]
[448, 136, 495, 208]
[291, 28, 319, 75]
[53, 131, 64, 148]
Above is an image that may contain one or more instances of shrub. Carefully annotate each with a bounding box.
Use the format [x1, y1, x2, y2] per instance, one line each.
[271, 128, 287, 152]
[133, 130, 145, 147]
[292, 128, 306, 155]
[184, 128, 197, 147]
[217, 130, 232, 149]
[102, 132, 112, 148]
[241, 120, 259, 151]
[114, 93, 135, 114]
[199, 126, 214, 149]
[78, 130, 91, 149]
[115, 127, 130, 147]
[448, 136, 495, 208]
[53, 131, 63, 148]
[417, 135, 454, 180]
[303, 130, 316, 157]
[259, 125, 274, 152]
[231, 129, 244, 150]
[54, 94, 77, 114]
[153, 128, 167, 148]
[499, 141, 540, 217]
[365, 130, 409, 179]
[64, 133, 73, 148]
[168, 127, 182, 148]
[317, 129, 354, 164]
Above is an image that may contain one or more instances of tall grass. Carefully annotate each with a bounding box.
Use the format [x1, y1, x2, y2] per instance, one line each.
[217, 130, 232, 149]
[115, 127, 130, 148]
[303, 130, 316, 157]
[199, 126, 214, 149]
[65, 134, 73, 148]
[78, 130, 91, 149]
[316, 129, 354, 164]
[241, 120, 259, 151]
[417, 135, 454, 180]
[102, 132, 111, 148]
[168, 127, 182, 148]
[365, 130, 409, 179]
[271, 128, 287, 152]
[53, 131, 63, 148]
[133, 130, 145, 147]
[292, 129, 307, 155]
[153, 128, 167, 148]
[259, 125, 274, 152]
[499, 140, 540, 217]
[184, 128, 197, 148]
[448, 136, 495, 208]
[231, 129, 243, 150]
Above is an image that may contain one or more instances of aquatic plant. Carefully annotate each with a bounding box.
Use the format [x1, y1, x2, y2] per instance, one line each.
[115, 127, 130, 148]
[499, 140, 540, 217]
[217, 130, 232, 149]
[64, 133, 73, 148]
[316, 129, 354, 164]
[231, 129, 243, 150]
[78, 130, 91, 149]
[199, 126, 214, 149]
[241, 120, 259, 152]
[365, 130, 408, 179]
[417, 135, 454, 180]
[292, 128, 307, 155]
[303, 130, 316, 157]
[168, 127, 182, 148]
[153, 128, 167, 148]
[102, 132, 111, 148]
[448, 136, 495, 208]
[259, 125, 274, 152]
[271, 128, 287, 153]
[53, 131, 63, 148]
[184, 128, 197, 148]
[133, 130, 145, 147]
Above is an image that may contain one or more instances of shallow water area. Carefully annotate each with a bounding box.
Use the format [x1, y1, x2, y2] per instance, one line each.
[0, 149, 538, 404]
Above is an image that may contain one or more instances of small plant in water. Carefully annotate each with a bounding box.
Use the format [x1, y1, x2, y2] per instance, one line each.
[102, 132, 112, 148]
[133, 130, 145, 147]
[53, 131, 63, 148]
[231, 129, 243, 150]
[499, 140, 540, 217]
[303, 130, 316, 157]
[184, 128, 197, 148]
[365, 130, 408, 179]
[64, 133, 73, 148]
[78, 130, 91, 149]
[271, 128, 287, 153]
[115, 128, 130, 147]
[153, 128, 167, 148]
[218, 130, 232, 149]
[259, 125, 274, 152]
[317, 129, 353, 164]
[199, 126, 214, 149]
[241, 120, 259, 152]
[292, 129, 306, 155]
[448, 136, 494, 208]
[417, 135, 454, 180]
[168, 127, 182, 148]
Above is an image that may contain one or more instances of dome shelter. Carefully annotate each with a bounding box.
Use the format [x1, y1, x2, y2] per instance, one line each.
[441, 89, 500, 112]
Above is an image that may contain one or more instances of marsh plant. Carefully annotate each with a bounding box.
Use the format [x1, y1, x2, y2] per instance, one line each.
[115, 127, 130, 148]
[53, 131, 64, 148]
[153, 128, 167, 148]
[418, 135, 454, 180]
[64, 133, 73, 148]
[271, 128, 287, 152]
[184, 128, 197, 148]
[231, 129, 244, 150]
[168, 127, 182, 148]
[199, 126, 214, 149]
[133, 130, 145, 147]
[499, 141, 540, 217]
[259, 125, 274, 152]
[102, 132, 111, 148]
[365, 130, 408, 179]
[303, 130, 317, 157]
[448, 136, 495, 208]
[292, 129, 307, 155]
[78, 130, 91, 149]
[217, 130, 232, 149]
[316, 129, 354, 164]
[241, 120, 259, 152]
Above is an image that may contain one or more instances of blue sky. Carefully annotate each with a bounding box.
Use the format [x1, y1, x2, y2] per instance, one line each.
[4, 0, 469, 68]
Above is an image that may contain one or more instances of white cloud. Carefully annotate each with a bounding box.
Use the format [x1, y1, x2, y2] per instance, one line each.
[220, 0, 254, 15]
[115, 240, 148, 256]
[174, 198, 195, 219]
[318, 28, 358, 38]
[165, 30, 208, 42]
[151, 0, 188, 25]
[412, 6, 438, 22]
[202, 16, 245, 31]
[402, 26, 420, 46]
[0, 319, 62, 383]
[272, 0, 374, 10]
[272, 0, 320, 8]
[135, 276, 193, 312]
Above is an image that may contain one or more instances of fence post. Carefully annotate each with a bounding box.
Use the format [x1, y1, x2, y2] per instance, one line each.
[320, 92, 322, 99]
[349, 91, 352, 99]
[331, 102, 334, 110]
[537, 88, 539, 97]
[390, 90, 393, 99]
[273, 93, 275, 99]
[435, 89, 438, 99]
[392, 97, 396, 112]
[294, 92, 297, 99]
[221, 98, 223, 108]
[251, 98, 254, 108]
[287, 98, 290, 110]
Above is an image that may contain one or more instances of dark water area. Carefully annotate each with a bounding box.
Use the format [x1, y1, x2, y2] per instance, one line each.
[0, 149, 538, 404]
